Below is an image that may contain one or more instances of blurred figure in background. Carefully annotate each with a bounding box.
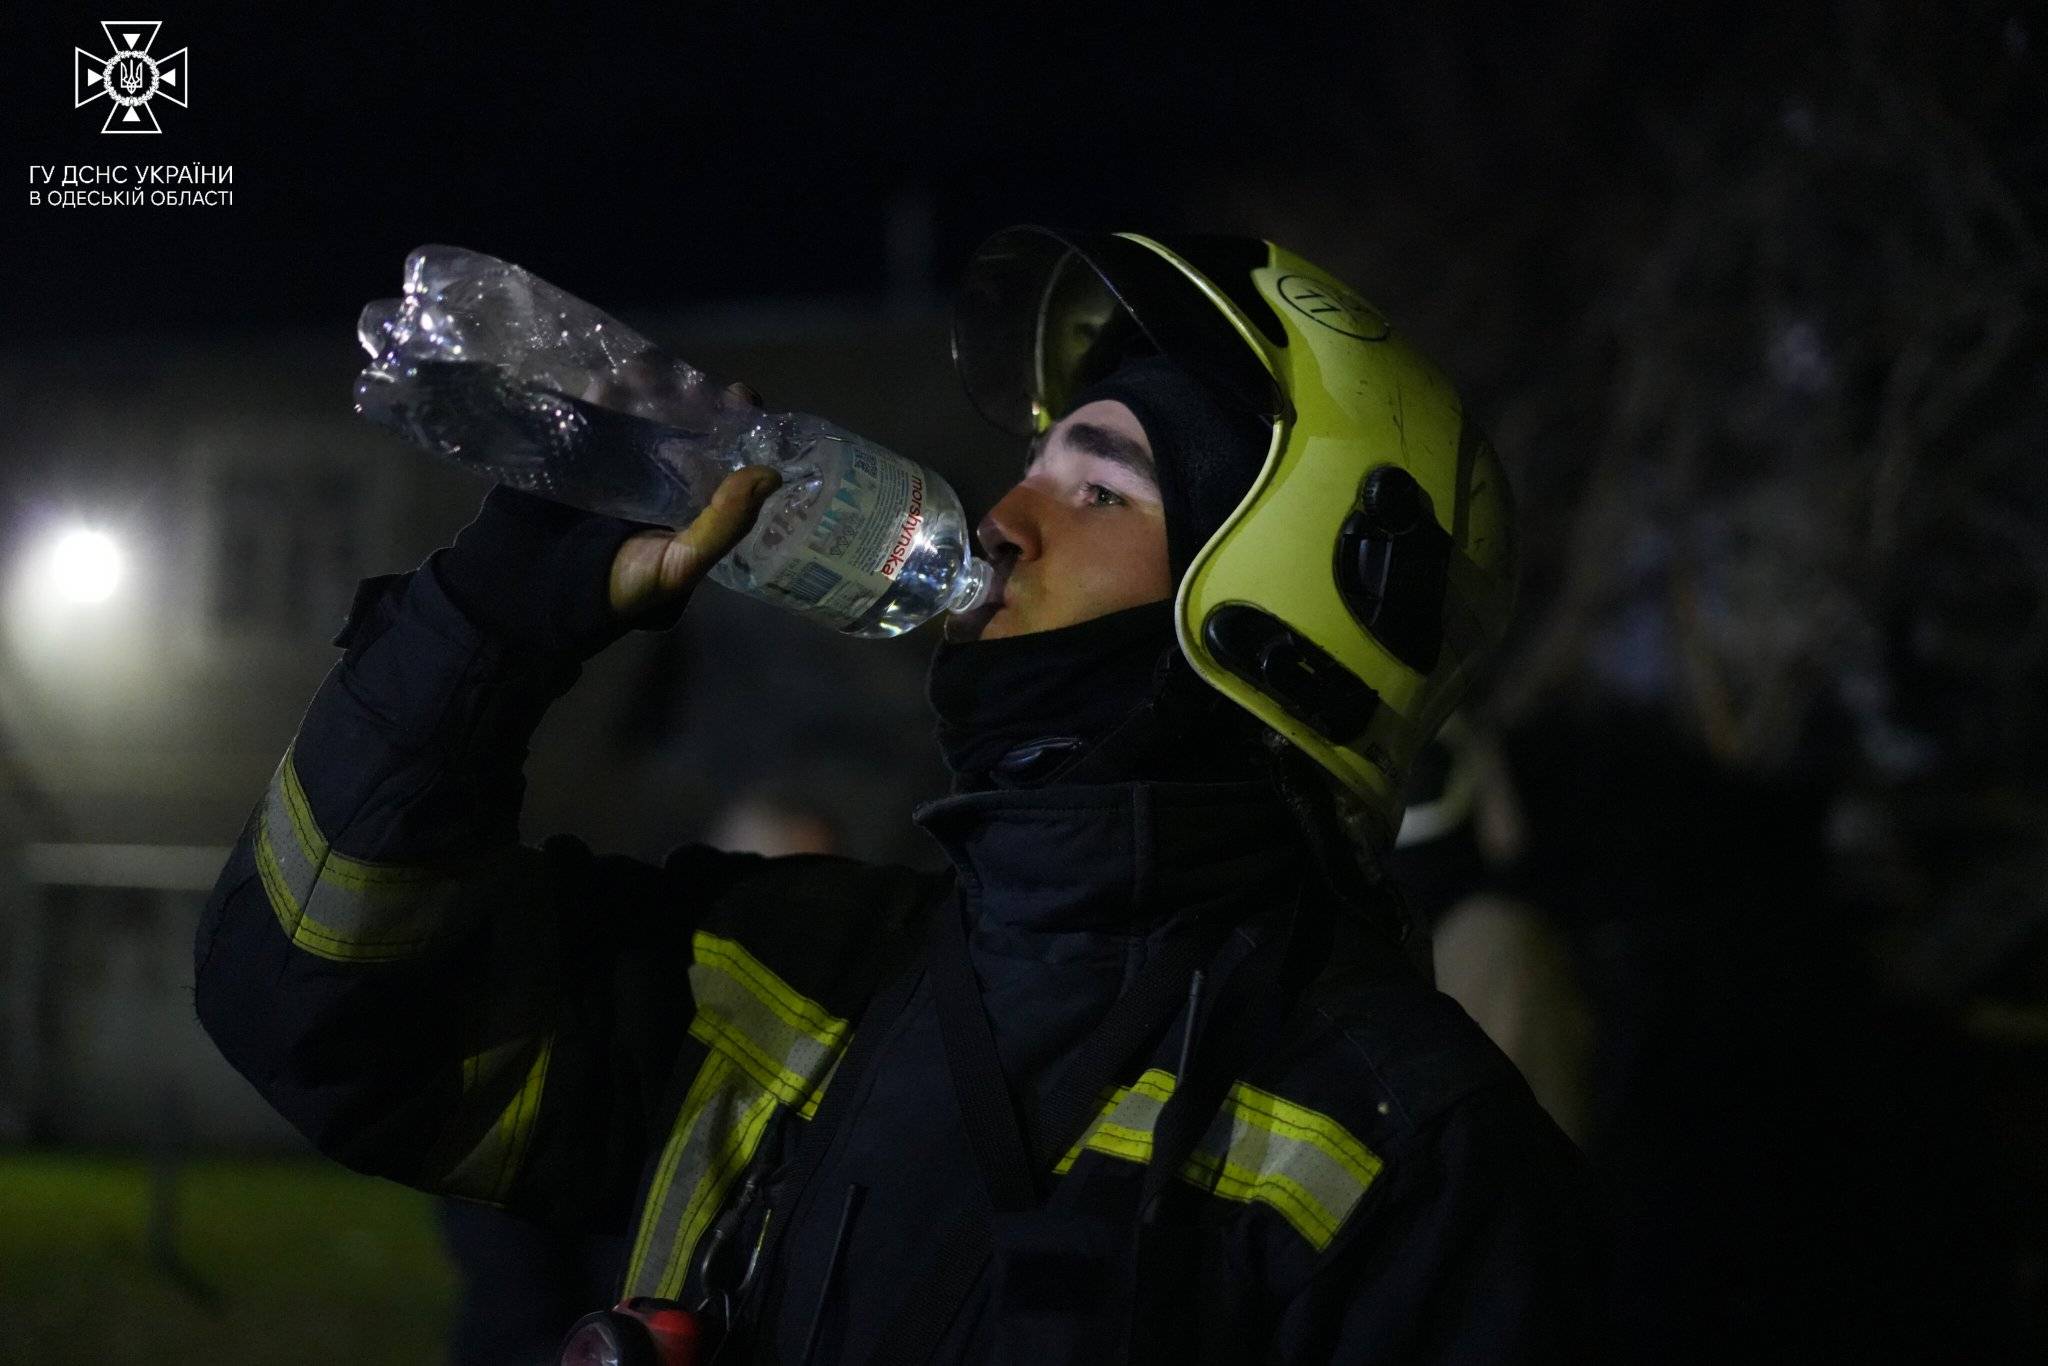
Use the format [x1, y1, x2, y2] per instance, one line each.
[1267, 13, 2048, 1353]
[1389, 716, 1593, 1145]
[704, 790, 842, 859]
[1473, 480, 2037, 1361]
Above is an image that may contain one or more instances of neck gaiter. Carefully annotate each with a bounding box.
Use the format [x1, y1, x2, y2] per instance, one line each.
[926, 600, 1176, 790]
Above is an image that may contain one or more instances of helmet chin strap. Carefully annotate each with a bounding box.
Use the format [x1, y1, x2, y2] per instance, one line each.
[1257, 733, 1433, 983]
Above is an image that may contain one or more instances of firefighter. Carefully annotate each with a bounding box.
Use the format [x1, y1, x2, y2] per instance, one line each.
[196, 226, 1595, 1363]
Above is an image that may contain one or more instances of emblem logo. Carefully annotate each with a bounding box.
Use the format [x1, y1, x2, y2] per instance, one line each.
[75, 21, 189, 134]
[1277, 274, 1391, 342]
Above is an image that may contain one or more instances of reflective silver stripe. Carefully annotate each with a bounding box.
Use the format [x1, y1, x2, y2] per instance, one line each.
[1056, 1068, 1383, 1251]
[622, 933, 848, 1299]
[688, 933, 846, 1113]
[437, 1034, 555, 1205]
[623, 1052, 783, 1299]
[252, 745, 526, 963]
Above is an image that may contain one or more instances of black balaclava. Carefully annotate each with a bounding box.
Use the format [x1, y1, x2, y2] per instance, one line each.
[1068, 352, 1274, 585]
[926, 353, 1273, 791]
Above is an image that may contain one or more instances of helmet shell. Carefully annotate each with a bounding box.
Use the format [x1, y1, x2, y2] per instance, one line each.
[952, 226, 1516, 841]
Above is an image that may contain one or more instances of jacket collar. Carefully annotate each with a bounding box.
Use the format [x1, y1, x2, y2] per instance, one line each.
[911, 779, 1308, 936]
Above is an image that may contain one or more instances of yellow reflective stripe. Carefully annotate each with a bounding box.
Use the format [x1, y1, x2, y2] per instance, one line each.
[688, 997, 826, 1113]
[692, 932, 848, 1046]
[688, 932, 848, 1118]
[1075, 1120, 1155, 1166]
[622, 937, 850, 1299]
[624, 1052, 724, 1295]
[438, 1034, 554, 1205]
[1053, 1067, 1383, 1251]
[1054, 1069, 1177, 1172]
[253, 745, 519, 963]
[1188, 1142, 1347, 1249]
[1228, 1078, 1384, 1192]
[624, 1053, 770, 1298]
[656, 1070, 780, 1301]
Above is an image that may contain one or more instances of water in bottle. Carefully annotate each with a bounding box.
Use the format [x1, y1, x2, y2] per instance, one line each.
[351, 245, 992, 638]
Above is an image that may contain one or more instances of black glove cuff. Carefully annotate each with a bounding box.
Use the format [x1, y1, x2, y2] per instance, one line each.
[431, 485, 684, 659]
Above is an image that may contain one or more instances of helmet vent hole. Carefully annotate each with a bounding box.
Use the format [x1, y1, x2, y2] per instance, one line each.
[1202, 603, 1380, 744]
[1335, 466, 1449, 673]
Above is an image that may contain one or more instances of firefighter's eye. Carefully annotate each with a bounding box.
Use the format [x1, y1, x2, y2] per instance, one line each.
[1083, 483, 1126, 508]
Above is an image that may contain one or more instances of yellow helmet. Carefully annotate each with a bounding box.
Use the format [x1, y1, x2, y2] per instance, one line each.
[952, 226, 1516, 845]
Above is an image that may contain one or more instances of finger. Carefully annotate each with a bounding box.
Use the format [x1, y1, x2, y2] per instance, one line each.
[725, 380, 763, 407]
[609, 527, 677, 618]
[657, 466, 782, 594]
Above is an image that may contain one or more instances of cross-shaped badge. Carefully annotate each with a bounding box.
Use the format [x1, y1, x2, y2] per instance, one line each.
[75, 21, 190, 135]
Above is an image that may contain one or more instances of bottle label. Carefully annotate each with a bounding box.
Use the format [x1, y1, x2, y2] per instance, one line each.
[757, 438, 924, 627]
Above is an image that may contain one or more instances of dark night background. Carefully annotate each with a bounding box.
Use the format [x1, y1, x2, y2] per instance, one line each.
[1, 2, 2044, 1362]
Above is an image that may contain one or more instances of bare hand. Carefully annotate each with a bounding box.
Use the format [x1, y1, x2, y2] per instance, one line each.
[609, 382, 778, 621]
[610, 465, 781, 621]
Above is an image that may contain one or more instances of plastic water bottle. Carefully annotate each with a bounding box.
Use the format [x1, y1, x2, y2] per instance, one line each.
[350, 245, 992, 638]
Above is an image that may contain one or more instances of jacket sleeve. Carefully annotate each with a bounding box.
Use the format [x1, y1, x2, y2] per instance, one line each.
[193, 487, 755, 1234]
[1267, 1084, 1604, 1365]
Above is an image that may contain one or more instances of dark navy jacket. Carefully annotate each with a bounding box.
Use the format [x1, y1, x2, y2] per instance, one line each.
[194, 492, 1595, 1363]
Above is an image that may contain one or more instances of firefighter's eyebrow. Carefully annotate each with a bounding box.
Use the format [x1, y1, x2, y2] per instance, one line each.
[1022, 422, 1158, 486]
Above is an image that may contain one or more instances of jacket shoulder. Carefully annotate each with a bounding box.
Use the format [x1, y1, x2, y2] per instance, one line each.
[1269, 916, 1541, 1158]
[1228, 919, 1587, 1303]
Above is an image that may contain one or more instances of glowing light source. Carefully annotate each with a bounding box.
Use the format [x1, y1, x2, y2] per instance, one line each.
[49, 529, 123, 604]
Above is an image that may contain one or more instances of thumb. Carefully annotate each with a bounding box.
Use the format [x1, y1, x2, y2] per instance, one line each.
[655, 465, 783, 595]
[609, 466, 782, 620]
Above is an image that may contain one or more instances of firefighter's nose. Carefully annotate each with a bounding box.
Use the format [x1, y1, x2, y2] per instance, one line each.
[978, 486, 1041, 564]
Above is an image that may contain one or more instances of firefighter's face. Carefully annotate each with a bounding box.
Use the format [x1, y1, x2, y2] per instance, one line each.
[949, 399, 1172, 642]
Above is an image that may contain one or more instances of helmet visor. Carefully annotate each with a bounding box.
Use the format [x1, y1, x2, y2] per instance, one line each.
[951, 225, 1283, 438]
